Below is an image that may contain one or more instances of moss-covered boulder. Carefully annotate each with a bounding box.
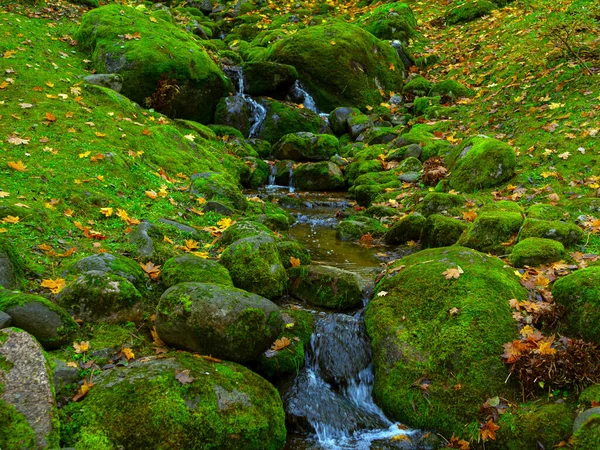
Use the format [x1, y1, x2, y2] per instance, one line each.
[161, 255, 233, 288]
[345, 160, 385, 185]
[447, 136, 516, 192]
[60, 354, 286, 449]
[265, 20, 404, 112]
[518, 218, 583, 247]
[242, 61, 298, 97]
[155, 282, 282, 363]
[336, 218, 385, 241]
[57, 271, 143, 324]
[0, 289, 77, 350]
[497, 402, 574, 450]
[403, 76, 432, 97]
[0, 238, 23, 290]
[445, 0, 497, 25]
[273, 132, 339, 162]
[553, 267, 600, 344]
[217, 220, 274, 248]
[573, 408, 600, 449]
[358, 2, 416, 42]
[257, 100, 324, 144]
[458, 202, 524, 254]
[76, 5, 232, 123]
[419, 192, 464, 217]
[422, 214, 468, 248]
[191, 172, 247, 210]
[1, 328, 60, 449]
[293, 162, 346, 191]
[276, 240, 312, 269]
[365, 246, 524, 438]
[509, 238, 565, 268]
[384, 212, 427, 244]
[288, 265, 363, 310]
[526, 203, 567, 221]
[63, 252, 147, 290]
[329, 107, 360, 136]
[429, 79, 474, 99]
[220, 235, 287, 299]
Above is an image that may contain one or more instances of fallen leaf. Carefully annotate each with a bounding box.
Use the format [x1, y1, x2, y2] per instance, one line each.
[40, 278, 66, 294]
[377, 291, 388, 297]
[45, 112, 57, 122]
[480, 419, 500, 441]
[7, 161, 27, 171]
[121, 347, 135, 360]
[73, 341, 90, 354]
[140, 261, 161, 280]
[443, 266, 464, 280]
[1, 216, 20, 224]
[271, 337, 291, 351]
[289, 256, 301, 267]
[72, 379, 94, 402]
[175, 369, 194, 384]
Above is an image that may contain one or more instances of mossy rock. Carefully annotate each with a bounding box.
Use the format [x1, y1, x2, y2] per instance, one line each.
[217, 220, 274, 248]
[422, 214, 468, 248]
[293, 162, 346, 191]
[419, 192, 464, 217]
[573, 410, 600, 449]
[0, 238, 24, 290]
[161, 255, 233, 288]
[273, 132, 340, 162]
[365, 246, 524, 438]
[63, 252, 147, 290]
[242, 61, 298, 97]
[220, 235, 287, 299]
[580, 384, 600, 409]
[345, 160, 385, 186]
[348, 113, 373, 139]
[429, 79, 474, 99]
[191, 172, 247, 210]
[0, 288, 77, 350]
[76, 5, 232, 123]
[388, 143, 423, 162]
[403, 76, 432, 97]
[276, 240, 312, 269]
[398, 156, 423, 173]
[57, 271, 143, 324]
[258, 100, 324, 144]
[288, 265, 363, 310]
[526, 203, 568, 221]
[445, 0, 497, 25]
[358, 2, 416, 42]
[497, 402, 574, 450]
[413, 96, 441, 116]
[245, 157, 271, 188]
[364, 205, 399, 218]
[509, 238, 565, 268]
[329, 107, 360, 136]
[518, 218, 583, 247]
[155, 282, 282, 362]
[447, 136, 516, 192]
[384, 212, 427, 244]
[458, 203, 524, 254]
[265, 20, 404, 112]
[60, 354, 286, 449]
[214, 96, 252, 137]
[254, 213, 293, 232]
[553, 267, 600, 344]
[353, 181, 402, 207]
[336, 218, 385, 241]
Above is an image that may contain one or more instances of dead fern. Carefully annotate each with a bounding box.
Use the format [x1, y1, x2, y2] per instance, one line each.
[421, 156, 448, 186]
[145, 74, 180, 111]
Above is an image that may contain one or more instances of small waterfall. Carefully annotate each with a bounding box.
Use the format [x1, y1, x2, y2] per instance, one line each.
[223, 65, 267, 138]
[267, 162, 276, 186]
[288, 161, 295, 193]
[288, 80, 319, 114]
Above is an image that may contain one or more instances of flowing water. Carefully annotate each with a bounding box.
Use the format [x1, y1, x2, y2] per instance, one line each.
[223, 66, 267, 137]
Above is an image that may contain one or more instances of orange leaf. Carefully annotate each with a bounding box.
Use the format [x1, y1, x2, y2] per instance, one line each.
[289, 256, 301, 267]
[140, 261, 161, 280]
[271, 337, 291, 351]
[121, 347, 135, 360]
[40, 278, 66, 294]
[142, 128, 152, 136]
[7, 161, 27, 171]
[45, 112, 57, 122]
[480, 419, 500, 441]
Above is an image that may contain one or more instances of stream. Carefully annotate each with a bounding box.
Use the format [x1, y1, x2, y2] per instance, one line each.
[250, 187, 438, 450]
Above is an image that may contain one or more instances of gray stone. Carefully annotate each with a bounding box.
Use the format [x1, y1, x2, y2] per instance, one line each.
[0, 310, 11, 329]
[0, 328, 59, 448]
[155, 282, 282, 363]
[83, 74, 123, 92]
[574, 407, 600, 433]
[0, 250, 16, 289]
[204, 201, 235, 216]
[329, 107, 358, 136]
[129, 220, 161, 258]
[398, 172, 421, 183]
[64, 252, 146, 289]
[158, 218, 198, 235]
[52, 358, 79, 395]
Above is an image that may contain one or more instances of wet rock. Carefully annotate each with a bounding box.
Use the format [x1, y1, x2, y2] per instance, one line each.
[155, 282, 282, 363]
[57, 271, 143, 324]
[288, 265, 363, 310]
[83, 73, 123, 92]
[161, 255, 233, 288]
[349, 114, 373, 140]
[214, 96, 251, 136]
[0, 289, 77, 350]
[0, 328, 60, 449]
[387, 143, 422, 162]
[329, 107, 359, 136]
[293, 161, 345, 191]
[242, 61, 297, 97]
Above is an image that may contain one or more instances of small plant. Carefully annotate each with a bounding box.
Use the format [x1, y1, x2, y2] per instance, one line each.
[145, 74, 180, 111]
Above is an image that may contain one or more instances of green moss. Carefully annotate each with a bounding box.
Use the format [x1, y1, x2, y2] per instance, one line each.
[259, 101, 324, 144]
[447, 136, 516, 192]
[0, 399, 38, 450]
[273, 132, 340, 162]
[276, 240, 312, 269]
[429, 79, 474, 99]
[0, 237, 25, 288]
[458, 207, 524, 254]
[526, 203, 568, 221]
[217, 221, 274, 248]
[265, 20, 404, 112]
[293, 162, 346, 191]
[423, 214, 468, 248]
[518, 218, 583, 247]
[419, 192, 464, 216]
[384, 212, 427, 244]
[445, 0, 497, 25]
[192, 172, 247, 211]
[161, 255, 233, 288]
[345, 160, 385, 185]
[358, 2, 416, 42]
[509, 237, 565, 267]
[580, 384, 600, 408]
[403, 76, 432, 96]
[242, 61, 298, 97]
[573, 413, 600, 449]
[553, 267, 600, 343]
[336, 218, 386, 241]
[60, 353, 286, 450]
[76, 5, 232, 123]
[365, 247, 524, 438]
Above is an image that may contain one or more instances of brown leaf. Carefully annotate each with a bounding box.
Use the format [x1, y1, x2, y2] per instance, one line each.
[271, 336, 291, 351]
[289, 256, 301, 267]
[480, 419, 500, 441]
[175, 369, 194, 384]
[45, 112, 57, 122]
[72, 379, 94, 402]
[442, 266, 463, 279]
[140, 261, 161, 280]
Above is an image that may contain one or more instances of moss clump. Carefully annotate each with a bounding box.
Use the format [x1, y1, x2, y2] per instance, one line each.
[63, 253, 147, 291]
[276, 240, 312, 269]
[358, 2, 416, 42]
[497, 402, 574, 450]
[419, 192, 464, 217]
[259, 100, 324, 144]
[217, 221, 274, 248]
[422, 214, 468, 248]
[384, 212, 427, 244]
[0, 237, 25, 290]
[403, 76, 432, 97]
[293, 162, 346, 191]
[265, 20, 404, 112]
[526, 203, 568, 221]
[447, 136, 516, 192]
[573, 412, 600, 449]
[413, 96, 441, 116]
[445, 0, 497, 25]
[336, 218, 386, 241]
[509, 237, 565, 268]
[553, 267, 600, 344]
[345, 160, 385, 185]
[518, 218, 583, 247]
[60, 354, 286, 450]
[192, 172, 247, 211]
[429, 79, 474, 99]
[365, 246, 525, 438]
[580, 385, 600, 408]
[273, 132, 340, 162]
[458, 203, 524, 254]
[220, 235, 287, 300]
[242, 61, 298, 97]
[0, 399, 38, 450]
[161, 255, 233, 288]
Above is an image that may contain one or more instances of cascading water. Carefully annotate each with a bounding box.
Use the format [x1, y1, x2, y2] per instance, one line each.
[288, 80, 320, 114]
[223, 65, 267, 137]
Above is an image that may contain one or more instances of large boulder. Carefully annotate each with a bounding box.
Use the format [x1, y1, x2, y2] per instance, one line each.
[0, 328, 60, 449]
[155, 283, 282, 363]
[219, 234, 287, 299]
[59, 354, 286, 450]
[265, 20, 404, 112]
[552, 267, 600, 344]
[256, 99, 326, 144]
[292, 162, 345, 191]
[358, 2, 417, 43]
[288, 265, 363, 310]
[191, 172, 247, 210]
[365, 247, 525, 438]
[76, 5, 232, 123]
[446, 136, 516, 192]
[242, 61, 298, 97]
[0, 289, 77, 350]
[161, 255, 233, 288]
[272, 132, 340, 162]
[518, 218, 583, 246]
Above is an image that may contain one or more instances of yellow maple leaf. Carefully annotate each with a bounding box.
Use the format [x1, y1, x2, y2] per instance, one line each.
[41, 278, 66, 294]
[1, 215, 20, 224]
[79, 151, 90, 158]
[271, 336, 291, 351]
[7, 161, 27, 171]
[217, 218, 234, 229]
[73, 341, 89, 354]
[196, 197, 206, 205]
[121, 347, 135, 360]
[100, 207, 113, 217]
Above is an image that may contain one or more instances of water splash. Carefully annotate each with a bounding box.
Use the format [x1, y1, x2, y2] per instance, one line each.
[288, 80, 319, 113]
[223, 65, 267, 138]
